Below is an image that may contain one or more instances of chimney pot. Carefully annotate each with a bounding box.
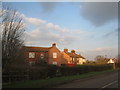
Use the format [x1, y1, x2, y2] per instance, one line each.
[71, 50, 75, 53]
[64, 49, 68, 52]
[52, 43, 56, 47]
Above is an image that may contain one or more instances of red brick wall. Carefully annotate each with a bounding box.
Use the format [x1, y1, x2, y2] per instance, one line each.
[24, 51, 49, 63]
[23, 45, 67, 66]
[61, 52, 70, 64]
[48, 46, 62, 66]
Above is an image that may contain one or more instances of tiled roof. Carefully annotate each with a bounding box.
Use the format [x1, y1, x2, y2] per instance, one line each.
[22, 46, 52, 52]
[65, 52, 85, 59]
[111, 58, 118, 63]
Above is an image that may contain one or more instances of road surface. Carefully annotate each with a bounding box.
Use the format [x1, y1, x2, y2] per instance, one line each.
[52, 70, 119, 89]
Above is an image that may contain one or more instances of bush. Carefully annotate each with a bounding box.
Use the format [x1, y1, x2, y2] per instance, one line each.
[58, 64, 112, 76]
[2, 64, 113, 83]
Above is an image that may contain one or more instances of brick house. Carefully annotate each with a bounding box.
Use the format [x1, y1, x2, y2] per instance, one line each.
[23, 43, 62, 66]
[62, 49, 86, 65]
[107, 58, 118, 64]
[23, 43, 86, 66]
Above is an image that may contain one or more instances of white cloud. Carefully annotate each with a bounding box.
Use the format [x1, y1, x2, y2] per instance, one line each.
[25, 27, 77, 45]
[23, 15, 88, 46]
[25, 17, 46, 26]
[46, 23, 61, 31]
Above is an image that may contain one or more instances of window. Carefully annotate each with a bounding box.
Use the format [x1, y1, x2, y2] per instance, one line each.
[53, 61, 57, 65]
[29, 52, 35, 58]
[70, 57, 72, 60]
[53, 52, 57, 58]
[40, 53, 44, 59]
[73, 58, 75, 61]
[29, 62, 35, 66]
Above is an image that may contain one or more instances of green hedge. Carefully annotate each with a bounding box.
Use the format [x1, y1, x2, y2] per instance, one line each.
[58, 64, 112, 76]
[3, 64, 113, 83]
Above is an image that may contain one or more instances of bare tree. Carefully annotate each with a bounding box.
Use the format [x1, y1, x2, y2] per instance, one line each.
[0, 6, 25, 70]
[95, 55, 109, 64]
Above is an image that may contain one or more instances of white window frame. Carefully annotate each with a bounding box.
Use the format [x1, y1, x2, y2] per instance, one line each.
[53, 61, 57, 65]
[40, 53, 44, 59]
[29, 52, 35, 58]
[53, 52, 57, 58]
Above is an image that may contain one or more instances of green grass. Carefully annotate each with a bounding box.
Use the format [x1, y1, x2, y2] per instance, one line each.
[3, 69, 119, 88]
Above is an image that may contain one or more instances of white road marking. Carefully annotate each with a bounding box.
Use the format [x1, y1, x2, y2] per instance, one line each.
[98, 80, 118, 89]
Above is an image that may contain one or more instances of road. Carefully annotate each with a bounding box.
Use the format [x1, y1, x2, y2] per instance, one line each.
[52, 70, 119, 89]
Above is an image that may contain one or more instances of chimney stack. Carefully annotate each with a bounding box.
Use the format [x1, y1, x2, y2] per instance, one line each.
[71, 50, 75, 53]
[52, 43, 56, 47]
[64, 49, 68, 53]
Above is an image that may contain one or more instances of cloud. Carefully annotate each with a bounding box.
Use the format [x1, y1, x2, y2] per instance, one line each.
[25, 28, 76, 45]
[25, 17, 46, 26]
[46, 23, 61, 31]
[23, 16, 88, 46]
[80, 2, 118, 26]
[89, 47, 114, 52]
[40, 2, 57, 13]
[103, 29, 118, 37]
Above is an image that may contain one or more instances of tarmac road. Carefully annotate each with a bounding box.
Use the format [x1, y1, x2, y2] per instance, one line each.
[52, 70, 119, 88]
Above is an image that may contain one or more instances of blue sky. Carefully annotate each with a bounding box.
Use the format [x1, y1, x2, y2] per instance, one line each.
[3, 2, 118, 60]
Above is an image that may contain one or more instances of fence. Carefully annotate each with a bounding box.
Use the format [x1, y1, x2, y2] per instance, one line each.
[3, 71, 29, 83]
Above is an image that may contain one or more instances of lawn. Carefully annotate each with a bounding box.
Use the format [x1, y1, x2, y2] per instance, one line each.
[3, 69, 119, 88]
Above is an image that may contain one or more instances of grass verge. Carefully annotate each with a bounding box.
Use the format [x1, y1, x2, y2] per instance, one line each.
[3, 69, 119, 88]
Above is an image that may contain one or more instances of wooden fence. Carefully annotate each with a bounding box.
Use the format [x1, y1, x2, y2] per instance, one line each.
[3, 71, 29, 83]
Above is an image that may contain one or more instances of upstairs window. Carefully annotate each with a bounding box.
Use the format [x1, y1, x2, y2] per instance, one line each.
[40, 53, 44, 59]
[53, 52, 57, 58]
[29, 52, 35, 58]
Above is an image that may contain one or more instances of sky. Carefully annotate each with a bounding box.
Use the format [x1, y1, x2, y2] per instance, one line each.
[2, 1, 118, 60]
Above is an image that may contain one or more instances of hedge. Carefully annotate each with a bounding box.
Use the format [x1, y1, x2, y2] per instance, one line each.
[2, 64, 113, 83]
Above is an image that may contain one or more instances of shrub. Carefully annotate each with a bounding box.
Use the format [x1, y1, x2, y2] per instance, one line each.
[58, 64, 112, 76]
[2, 64, 113, 83]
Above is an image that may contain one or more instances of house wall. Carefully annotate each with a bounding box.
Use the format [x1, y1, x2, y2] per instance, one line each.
[69, 57, 77, 64]
[23, 45, 86, 66]
[61, 52, 70, 64]
[24, 51, 49, 63]
[48, 46, 62, 66]
[77, 58, 86, 64]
